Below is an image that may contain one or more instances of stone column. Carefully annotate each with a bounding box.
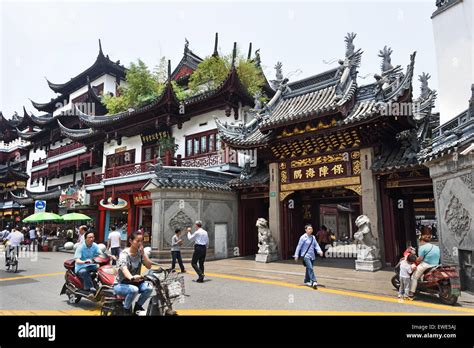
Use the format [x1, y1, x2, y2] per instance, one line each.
[358, 147, 384, 270]
[150, 192, 161, 250]
[268, 162, 282, 259]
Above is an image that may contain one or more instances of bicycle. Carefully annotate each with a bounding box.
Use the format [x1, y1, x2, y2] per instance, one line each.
[5, 244, 20, 273]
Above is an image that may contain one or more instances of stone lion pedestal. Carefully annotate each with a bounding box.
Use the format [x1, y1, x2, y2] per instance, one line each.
[255, 218, 279, 263]
[354, 215, 382, 272]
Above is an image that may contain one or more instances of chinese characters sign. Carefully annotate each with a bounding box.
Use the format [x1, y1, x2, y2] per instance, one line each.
[279, 151, 361, 191]
[290, 162, 348, 181]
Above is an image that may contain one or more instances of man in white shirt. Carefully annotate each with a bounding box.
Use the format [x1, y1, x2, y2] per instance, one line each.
[5, 227, 24, 265]
[78, 225, 87, 244]
[187, 220, 209, 283]
[107, 226, 122, 265]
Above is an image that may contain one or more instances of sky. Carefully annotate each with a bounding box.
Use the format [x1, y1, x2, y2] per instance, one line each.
[0, 0, 438, 118]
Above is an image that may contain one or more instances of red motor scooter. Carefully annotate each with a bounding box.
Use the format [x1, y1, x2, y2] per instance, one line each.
[60, 254, 117, 305]
[391, 255, 461, 305]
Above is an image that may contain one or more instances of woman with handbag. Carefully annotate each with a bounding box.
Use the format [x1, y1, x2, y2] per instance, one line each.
[294, 224, 323, 289]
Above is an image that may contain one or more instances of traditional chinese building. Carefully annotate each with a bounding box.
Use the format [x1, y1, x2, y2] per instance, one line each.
[55, 35, 271, 259]
[217, 33, 438, 266]
[417, 0, 474, 291]
[11, 40, 126, 221]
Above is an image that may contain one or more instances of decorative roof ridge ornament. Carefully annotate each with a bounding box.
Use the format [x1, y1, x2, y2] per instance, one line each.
[378, 46, 394, 73]
[167, 59, 172, 81]
[269, 62, 291, 94]
[214, 115, 269, 143]
[213, 33, 219, 57]
[184, 38, 189, 55]
[344, 32, 357, 58]
[418, 72, 432, 100]
[98, 38, 104, 58]
[231, 42, 237, 68]
[254, 49, 261, 67]
[469, 83, 474, 118]
[373, 50, 414, 102]
[413, 72, 438, 143]
[240, 155, 254, 181]
[335, 33, 362, 102]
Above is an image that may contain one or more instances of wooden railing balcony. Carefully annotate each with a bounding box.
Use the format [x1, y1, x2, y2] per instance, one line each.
[84, 172, 104, 185]
[104, 159, 157, 179]
[32, 158, 47, 168]
[48, 142, 84, 158]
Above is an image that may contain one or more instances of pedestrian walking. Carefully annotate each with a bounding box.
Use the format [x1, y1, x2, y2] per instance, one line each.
[398, 254, 416, 300]
[294, 224, 323, 289]
[28, 225, 37, 250]
[316, 225, 331, 258]
[171, 228, 186, 273]
[187, 220, 208, 283]
[107, 226, 122, 265]
[77, 225, 87, 245]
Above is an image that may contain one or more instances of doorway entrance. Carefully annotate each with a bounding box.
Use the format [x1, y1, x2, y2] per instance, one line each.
[281, 187, 360, 259]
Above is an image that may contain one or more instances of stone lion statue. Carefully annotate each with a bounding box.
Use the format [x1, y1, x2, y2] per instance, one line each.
[256, 218, 277, 255]
[354, 215, 379, 261]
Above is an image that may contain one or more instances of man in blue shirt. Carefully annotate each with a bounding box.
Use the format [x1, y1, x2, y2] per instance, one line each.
[74, 230, 101, 294]
[409, 228, 440, 298]
[294, 224, 323, 289]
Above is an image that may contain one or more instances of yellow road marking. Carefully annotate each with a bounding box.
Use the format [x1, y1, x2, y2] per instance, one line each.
[0, 309, 100, 316]
[0, 272, 64, 282]
[170, 268, 474, 314]
[176, 309, 472, 316]
[2, 266, 473, 315]
[0, 309, 471, 316]
[204, 271, 474, 314]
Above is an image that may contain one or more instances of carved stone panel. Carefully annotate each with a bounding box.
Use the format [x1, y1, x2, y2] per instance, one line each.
[445, 195, 472, 247]
[435, 179, 447, 199]
[165, 211, 193, 248]
[460, 172, 472, 191]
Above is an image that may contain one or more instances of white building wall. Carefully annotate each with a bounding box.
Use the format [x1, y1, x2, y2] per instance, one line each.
[432, 0, 473, 123]
[49, 137, 72, 150]
[52, 74, 122, 116]
[26, 147, 47, 191]
[171, 105, 248, 158]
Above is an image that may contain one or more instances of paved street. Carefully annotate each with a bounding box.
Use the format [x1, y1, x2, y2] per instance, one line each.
[1, 249, 473, 316]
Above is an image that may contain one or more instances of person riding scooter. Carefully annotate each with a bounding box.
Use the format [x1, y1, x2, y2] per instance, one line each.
[74, 229, 101, 294]
[408, 227, 440, 299]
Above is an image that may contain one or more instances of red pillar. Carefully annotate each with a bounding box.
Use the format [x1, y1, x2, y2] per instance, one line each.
[379, 178, 398, 266]
[98, 210, 106, 242]
[127, 196, 134, 236]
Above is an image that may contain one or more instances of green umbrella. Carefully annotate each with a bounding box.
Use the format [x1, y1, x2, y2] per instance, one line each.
[23, 212, 63, 222]
[61, 213, 92, 221]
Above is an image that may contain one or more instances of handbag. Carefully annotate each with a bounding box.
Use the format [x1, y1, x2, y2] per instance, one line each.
[300, 236, 315, 266]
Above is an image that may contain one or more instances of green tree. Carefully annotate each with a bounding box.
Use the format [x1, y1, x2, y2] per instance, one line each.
[188, 46, 267, 101]
[188, 55, 229, 93]
[104, 59, 164, 114]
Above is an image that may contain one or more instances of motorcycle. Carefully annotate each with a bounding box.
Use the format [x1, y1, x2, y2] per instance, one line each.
[100, 267, 184, 316]
[60, 254, 116, 305]
[391, 259, 461, 305]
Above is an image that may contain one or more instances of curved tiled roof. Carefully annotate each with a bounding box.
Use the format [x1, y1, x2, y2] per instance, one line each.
[57, 120, 101, 141]
[145, 166, 235, 192]
[46, 40, 126, 95]
[228, 169, 269, 188]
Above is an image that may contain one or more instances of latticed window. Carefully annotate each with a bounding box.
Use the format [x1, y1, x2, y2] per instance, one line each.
[185, 129, 219, 157]
[142, 145, 160, 162]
